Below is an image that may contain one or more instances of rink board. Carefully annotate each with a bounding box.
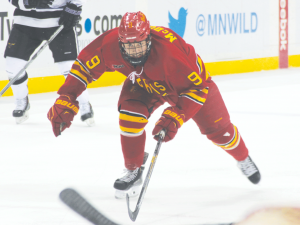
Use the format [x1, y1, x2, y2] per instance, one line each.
[1, 55, 299, 97]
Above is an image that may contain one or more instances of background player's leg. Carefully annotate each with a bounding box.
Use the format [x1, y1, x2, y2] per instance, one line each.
[6, 57, 28, 100]
[193, 80, 260, 184]
[6, 57, 30, 124]
[4, 25, 41, 124]
[4, 24, 42, 124]
[56, 60, 95, 126]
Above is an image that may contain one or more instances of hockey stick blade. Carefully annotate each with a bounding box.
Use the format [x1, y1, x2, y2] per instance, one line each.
[59, 188, 120, 225]
[126, 192, 143, 221]
[125, 194, 136, 220]
[126, 129, 166, 221]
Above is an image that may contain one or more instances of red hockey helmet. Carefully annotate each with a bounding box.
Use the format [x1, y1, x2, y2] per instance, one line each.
[119, 11, 150, 43]
[118, 12, 152, 66]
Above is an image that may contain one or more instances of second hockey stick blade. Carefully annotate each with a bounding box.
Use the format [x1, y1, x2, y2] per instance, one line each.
[59, 188, 119, 225]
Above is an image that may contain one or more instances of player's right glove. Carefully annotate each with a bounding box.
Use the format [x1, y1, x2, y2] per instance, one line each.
[24, 0, 54, 9]
[47, 95, 79, 137]
[152, 107, 186, 142]
[59, 3, 82, 29]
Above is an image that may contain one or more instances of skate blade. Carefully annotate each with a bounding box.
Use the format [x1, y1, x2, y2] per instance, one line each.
[115, 185, 141, 199]
[84, 118, 95, 127]
[15, 112, 29, 124]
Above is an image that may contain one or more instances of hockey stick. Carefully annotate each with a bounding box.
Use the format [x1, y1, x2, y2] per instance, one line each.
[0, 25, 64, 97]
[126, 129, 166, 221]
[59, 188, 233, 225]
[60, 188, 120, 225]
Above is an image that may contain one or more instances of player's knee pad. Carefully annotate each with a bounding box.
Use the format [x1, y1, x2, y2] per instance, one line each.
[56, 60, 74, 77]
[207, 123, 241, 151]
[6, 57, 28, 84]
[119, 100, 149, 137]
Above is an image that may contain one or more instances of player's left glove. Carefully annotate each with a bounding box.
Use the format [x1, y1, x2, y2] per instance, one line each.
[47, 95, 79, 137]
[59, 3, 82, 29]
[152, 107, 185, 142]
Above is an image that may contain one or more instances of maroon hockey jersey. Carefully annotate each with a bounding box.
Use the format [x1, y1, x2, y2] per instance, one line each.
[59, 26, 212, 121]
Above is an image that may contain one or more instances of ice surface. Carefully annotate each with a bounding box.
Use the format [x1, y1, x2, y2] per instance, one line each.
[0, 68, 300, 225]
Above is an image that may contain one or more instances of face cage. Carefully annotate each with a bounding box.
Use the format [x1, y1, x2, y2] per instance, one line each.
[119, 35, 151, 67]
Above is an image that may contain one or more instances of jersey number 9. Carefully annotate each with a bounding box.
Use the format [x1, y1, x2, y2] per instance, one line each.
[86, 56, 100, 69]
[187, 72, 202, 85]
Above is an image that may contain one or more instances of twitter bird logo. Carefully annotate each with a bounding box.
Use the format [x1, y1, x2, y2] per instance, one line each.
[168, 7, 188, 38]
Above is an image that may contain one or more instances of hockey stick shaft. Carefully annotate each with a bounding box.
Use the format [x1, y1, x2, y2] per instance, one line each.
[0, 25, 64, 97]
[126, 129, 166, 221]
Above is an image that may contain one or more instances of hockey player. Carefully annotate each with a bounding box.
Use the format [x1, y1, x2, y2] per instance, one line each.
[5, 0, 94, 126]
[48, 12, 261, 198]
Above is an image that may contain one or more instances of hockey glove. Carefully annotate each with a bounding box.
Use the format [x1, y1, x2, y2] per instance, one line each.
[24, 0, 53, 9]
[47, 95, 79, 137]
[152, 107, 185, 142]
[59, 3, 82, 29]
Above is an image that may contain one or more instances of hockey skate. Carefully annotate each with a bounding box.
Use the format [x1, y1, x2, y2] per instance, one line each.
[13, 96, 30, 124]
[114, 152, 149, 199]
[237, 156, 261, 184]
[80, 102, 95, 127]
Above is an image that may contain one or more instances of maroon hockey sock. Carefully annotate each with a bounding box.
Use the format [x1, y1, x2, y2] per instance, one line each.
[121, 130, 146, 170]
[207, 123, 249, 161]
[224, 137, 249, 161]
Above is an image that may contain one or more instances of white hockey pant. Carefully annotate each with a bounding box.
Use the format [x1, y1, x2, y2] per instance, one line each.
[6, 57, 28, 100]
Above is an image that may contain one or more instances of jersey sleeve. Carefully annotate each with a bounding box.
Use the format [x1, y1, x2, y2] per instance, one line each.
[58, 34, 112, 98]
[69, 51, 105, 88]
[170, 53, 211, 122]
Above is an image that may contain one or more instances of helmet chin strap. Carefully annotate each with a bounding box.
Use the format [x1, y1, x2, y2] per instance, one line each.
[128, 67, 144, 84]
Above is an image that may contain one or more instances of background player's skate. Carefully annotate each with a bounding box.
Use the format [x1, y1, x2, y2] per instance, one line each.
[114, 152, 149, 199]
[80, 102, 95, 126]
[13, 96, 30, 124]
